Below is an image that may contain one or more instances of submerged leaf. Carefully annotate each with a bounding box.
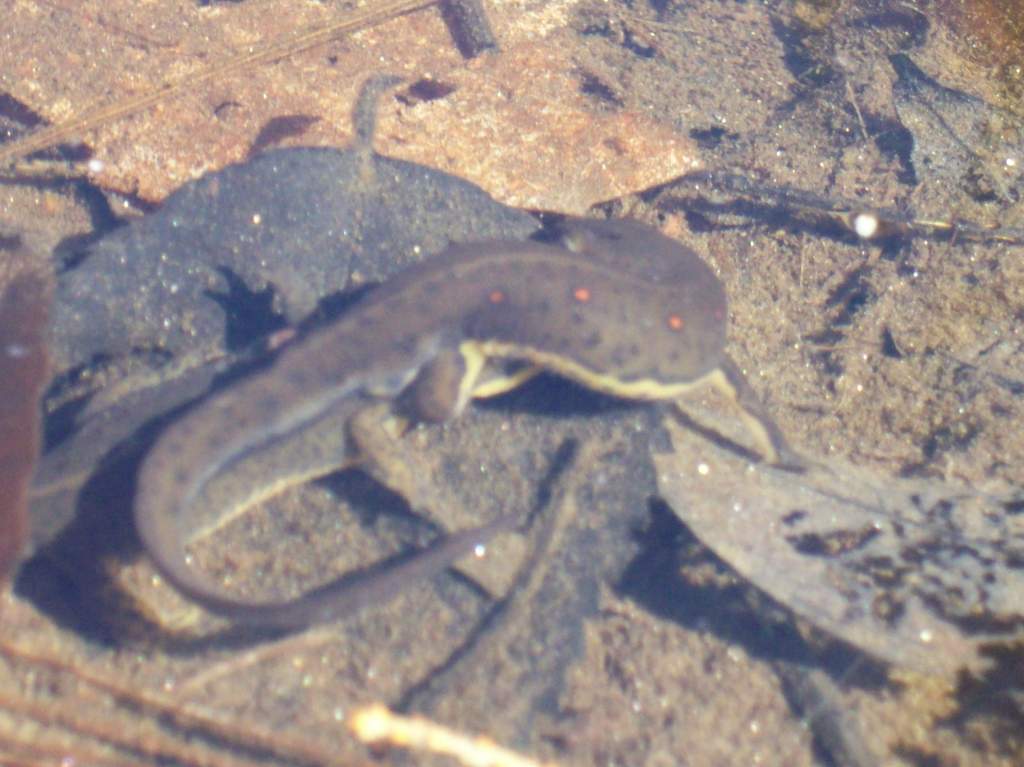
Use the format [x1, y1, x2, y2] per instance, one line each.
[655, 418, 1024, 676]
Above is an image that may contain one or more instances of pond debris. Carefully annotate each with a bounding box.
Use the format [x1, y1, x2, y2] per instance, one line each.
[439, 0, 498, 58]
[0, 268, 50, 585]
[350, 703, 560, 767]
[654, 418, 1024, 677]
[662, 170, 1024, 246]
[0, 0, 477, 170]
[891, 53, 1024, 208]
[0, 635, 346, 767]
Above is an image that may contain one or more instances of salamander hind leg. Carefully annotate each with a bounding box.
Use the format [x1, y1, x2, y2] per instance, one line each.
[347, 402, 427, 502]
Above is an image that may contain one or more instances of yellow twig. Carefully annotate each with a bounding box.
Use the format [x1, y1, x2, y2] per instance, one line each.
[351, 703, 561, 767]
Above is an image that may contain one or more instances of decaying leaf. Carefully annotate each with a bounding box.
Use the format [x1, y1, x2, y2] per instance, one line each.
[655, 417, 1024, 676]
[0, 270, 50, 582]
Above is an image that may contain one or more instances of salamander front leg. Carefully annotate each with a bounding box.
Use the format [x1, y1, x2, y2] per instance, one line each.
[469, 363, 543, 399]
[693, 354, 805, 471]
[400, 341, 542, 423]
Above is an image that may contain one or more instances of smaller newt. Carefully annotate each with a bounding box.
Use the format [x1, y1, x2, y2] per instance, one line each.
[135, 218, 800, 628]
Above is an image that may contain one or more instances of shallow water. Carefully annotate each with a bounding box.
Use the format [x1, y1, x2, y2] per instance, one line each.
[1, 1, 1022, 765]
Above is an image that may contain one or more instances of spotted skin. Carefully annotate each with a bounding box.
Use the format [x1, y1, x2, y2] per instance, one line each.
[134, 218, 797, 629]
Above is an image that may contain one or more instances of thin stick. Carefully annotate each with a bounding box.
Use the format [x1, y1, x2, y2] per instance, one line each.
[0, 639, 344, 767]
[351, 703, 561, 767]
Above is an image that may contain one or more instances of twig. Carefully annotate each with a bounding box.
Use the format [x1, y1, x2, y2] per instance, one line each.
[351, 703, 560, 767]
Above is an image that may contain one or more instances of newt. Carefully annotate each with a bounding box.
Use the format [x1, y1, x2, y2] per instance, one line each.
[134, 218, 800, 629]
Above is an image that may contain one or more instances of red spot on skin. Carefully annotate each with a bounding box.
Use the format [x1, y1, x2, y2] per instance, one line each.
[668, 314, 684, 330]
[489, 289, 505, 304]
[573, 286, 591, 302]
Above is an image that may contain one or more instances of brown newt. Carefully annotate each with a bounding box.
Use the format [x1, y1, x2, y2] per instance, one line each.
[134, 218, 800, 629]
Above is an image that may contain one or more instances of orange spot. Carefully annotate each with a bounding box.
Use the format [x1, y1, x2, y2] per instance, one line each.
[488, 289, 506, 304]
[668, 314, 684, 330]
[573, 287, 592, 302]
